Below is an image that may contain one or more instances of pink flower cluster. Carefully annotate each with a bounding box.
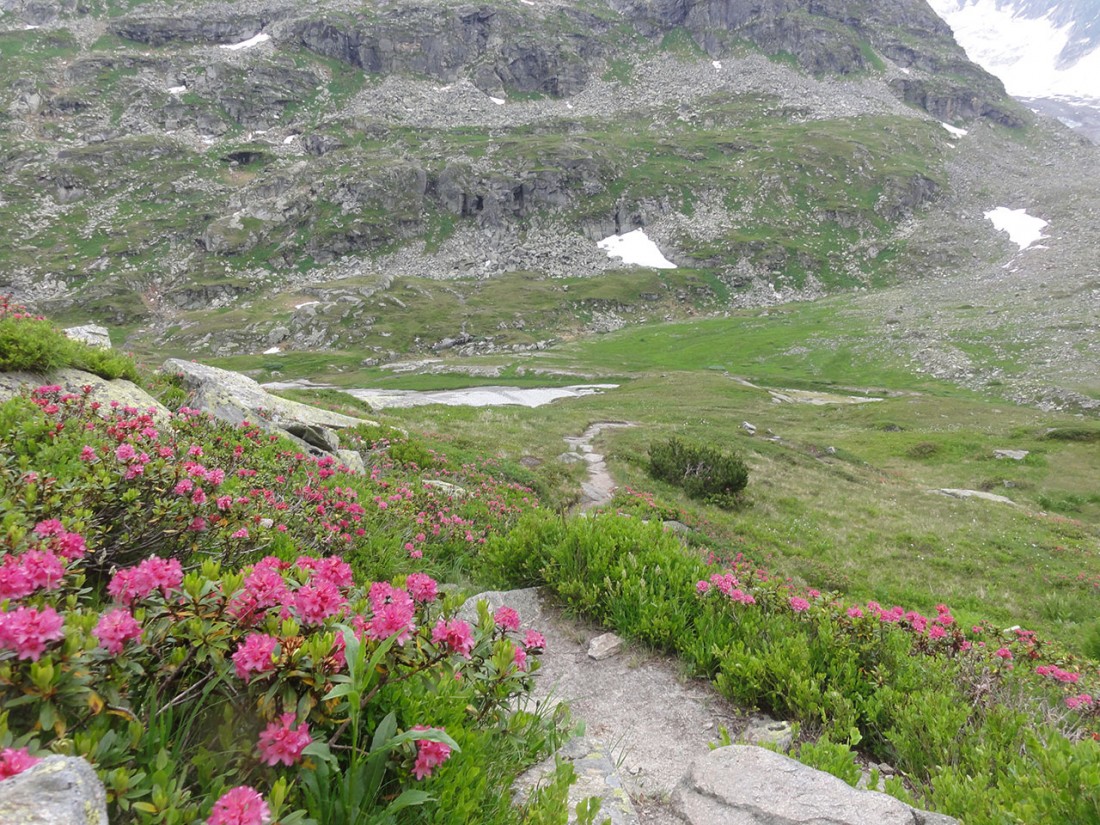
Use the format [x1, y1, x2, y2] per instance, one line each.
[411, 727, 452, 780]
[1036, 665, 1080, 684]
[256, 713, 311, 766]
[0, 747, 40, 779]
[0, 606, 65, 661]
[432, 619, 474, 658]
[93, 608, 142, 655]
[1066, 693, 1094, 710]
[207, 786, 270, 825]
[108, 556, 183, 605]
[365, 582, 417, 644]
[697, 573, 756, 605]
[233, 633, 279, 683]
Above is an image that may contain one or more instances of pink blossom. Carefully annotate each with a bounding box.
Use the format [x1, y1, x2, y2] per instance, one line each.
[994, 647, 1013, 660]
[19, 549, 65, 591]
[494, 607, 521, 631]
[365, 586, 416, 644]
[55, 532, 87, 559]
[411, 727, 452, 780]
[512, 644, 528, 672]
[927, 625, 948, 640]
[231, 528, 249, 539]
[405, 573, 438, 603]
[207, 786, 270, 825]
[847, 606, 864, 619]
[80, 446, 97, 462]
[0, 606, 66, 661]
[293, 580, 347, 625]
[94, 608, 142, 655]
[115, 443, 136, 462]
[522, 629, 546, 650]
[32, 519, 65, 537]
[256, 713, 312, 766]
[232, 633, 279, 682]
[0, 747, 40, 780]
[1066, 693, 1094, 710]
[789, 597, 810, 613]
[311, 556, 353, 589]
[432, 619, 474, 658]
[696, 580, 711, 594]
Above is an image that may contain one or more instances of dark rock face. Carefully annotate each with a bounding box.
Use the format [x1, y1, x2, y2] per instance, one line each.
[287, 6, 601, 96]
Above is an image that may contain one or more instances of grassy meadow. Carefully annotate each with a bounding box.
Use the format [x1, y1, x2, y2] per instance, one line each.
[275, 298, 1100, 656]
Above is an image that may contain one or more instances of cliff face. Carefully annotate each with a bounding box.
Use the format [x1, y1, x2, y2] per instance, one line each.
[0, 0, 1053, 362]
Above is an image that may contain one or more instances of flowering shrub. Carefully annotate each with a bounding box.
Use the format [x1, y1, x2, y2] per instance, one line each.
[0, 380, 559, 824]
[0, 525, 548, 822]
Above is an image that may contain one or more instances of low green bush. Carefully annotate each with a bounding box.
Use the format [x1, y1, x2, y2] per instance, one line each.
[486, 510, 1100, 824]
[647, 437, 748, 505]
[0, 297, 139, 382]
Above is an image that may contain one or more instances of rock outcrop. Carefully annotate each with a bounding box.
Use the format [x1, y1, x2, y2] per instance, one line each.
[161, 358, 374, 458]
[0, 368, 169, 420]
[673, 746, 957, 825]
[0, 756, 109, 825]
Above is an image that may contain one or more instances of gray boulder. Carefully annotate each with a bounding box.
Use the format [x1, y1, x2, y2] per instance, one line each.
[336, 449, 366, 474]
[161, 358, 374, 437]
[0, 368, 169, 420]
[62, 324, 112, 349]
[457, 587, 545, 629]
[673, 746, 957, 825]
[0, 755, 108, 825]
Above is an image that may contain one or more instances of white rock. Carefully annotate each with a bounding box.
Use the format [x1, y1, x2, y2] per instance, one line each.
[588, 632, 624, 661]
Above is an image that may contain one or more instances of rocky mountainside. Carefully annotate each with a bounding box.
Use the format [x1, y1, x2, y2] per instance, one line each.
[1, 0, 1098, 408]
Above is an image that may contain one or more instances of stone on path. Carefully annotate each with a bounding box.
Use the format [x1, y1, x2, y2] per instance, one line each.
[673, 746, 958, 825]
[0, 755, 108, 825]
[514, 736, 640, 825]
[741, 715, 793, 751]
[587, 632, 624, 660]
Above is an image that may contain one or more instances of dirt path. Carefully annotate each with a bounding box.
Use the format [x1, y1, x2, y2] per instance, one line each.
[562, 421, 635, 511]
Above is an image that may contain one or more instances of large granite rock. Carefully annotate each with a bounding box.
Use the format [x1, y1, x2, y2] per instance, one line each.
[673, 746, 957, 825]
[0, 755, 109, 825]
[62, 324, 111, 349]
[161, 358, 374, 439]
[0, 368, 169, 420]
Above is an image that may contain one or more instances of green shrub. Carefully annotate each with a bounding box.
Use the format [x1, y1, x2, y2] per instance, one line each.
[0, 317, 68, 373]
[0, 298, 139, 382]
[648, 437, 748, 505]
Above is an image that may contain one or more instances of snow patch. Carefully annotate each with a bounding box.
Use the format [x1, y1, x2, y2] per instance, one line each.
[24, 24, 40, 30]
[712, 60, 722, 70]
[940, 121, 968, 137]
[167, 85, 187, 95]
[489, 96, 505, 105]
[984, 206, 1049, 250]
[344, 384, 618, 410]
[928, 0, 1100, 101]
[220, 33, 271, 51]
[294, 300, 320, 309]
[899, 66, 911, 74]
[283, 134, 297, 144]
[262, 346, 281, 355]
[597, 228, 676, 269]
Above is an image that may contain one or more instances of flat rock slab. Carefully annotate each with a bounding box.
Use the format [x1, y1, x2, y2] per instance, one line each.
[673, 746, 958, 825]
[932, 488, 1016, 505]
[165, 358, 371, 432]
[993, 449, 1029, 460]
[0, 367, 169, 420]
[0, 755, 108, 825]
